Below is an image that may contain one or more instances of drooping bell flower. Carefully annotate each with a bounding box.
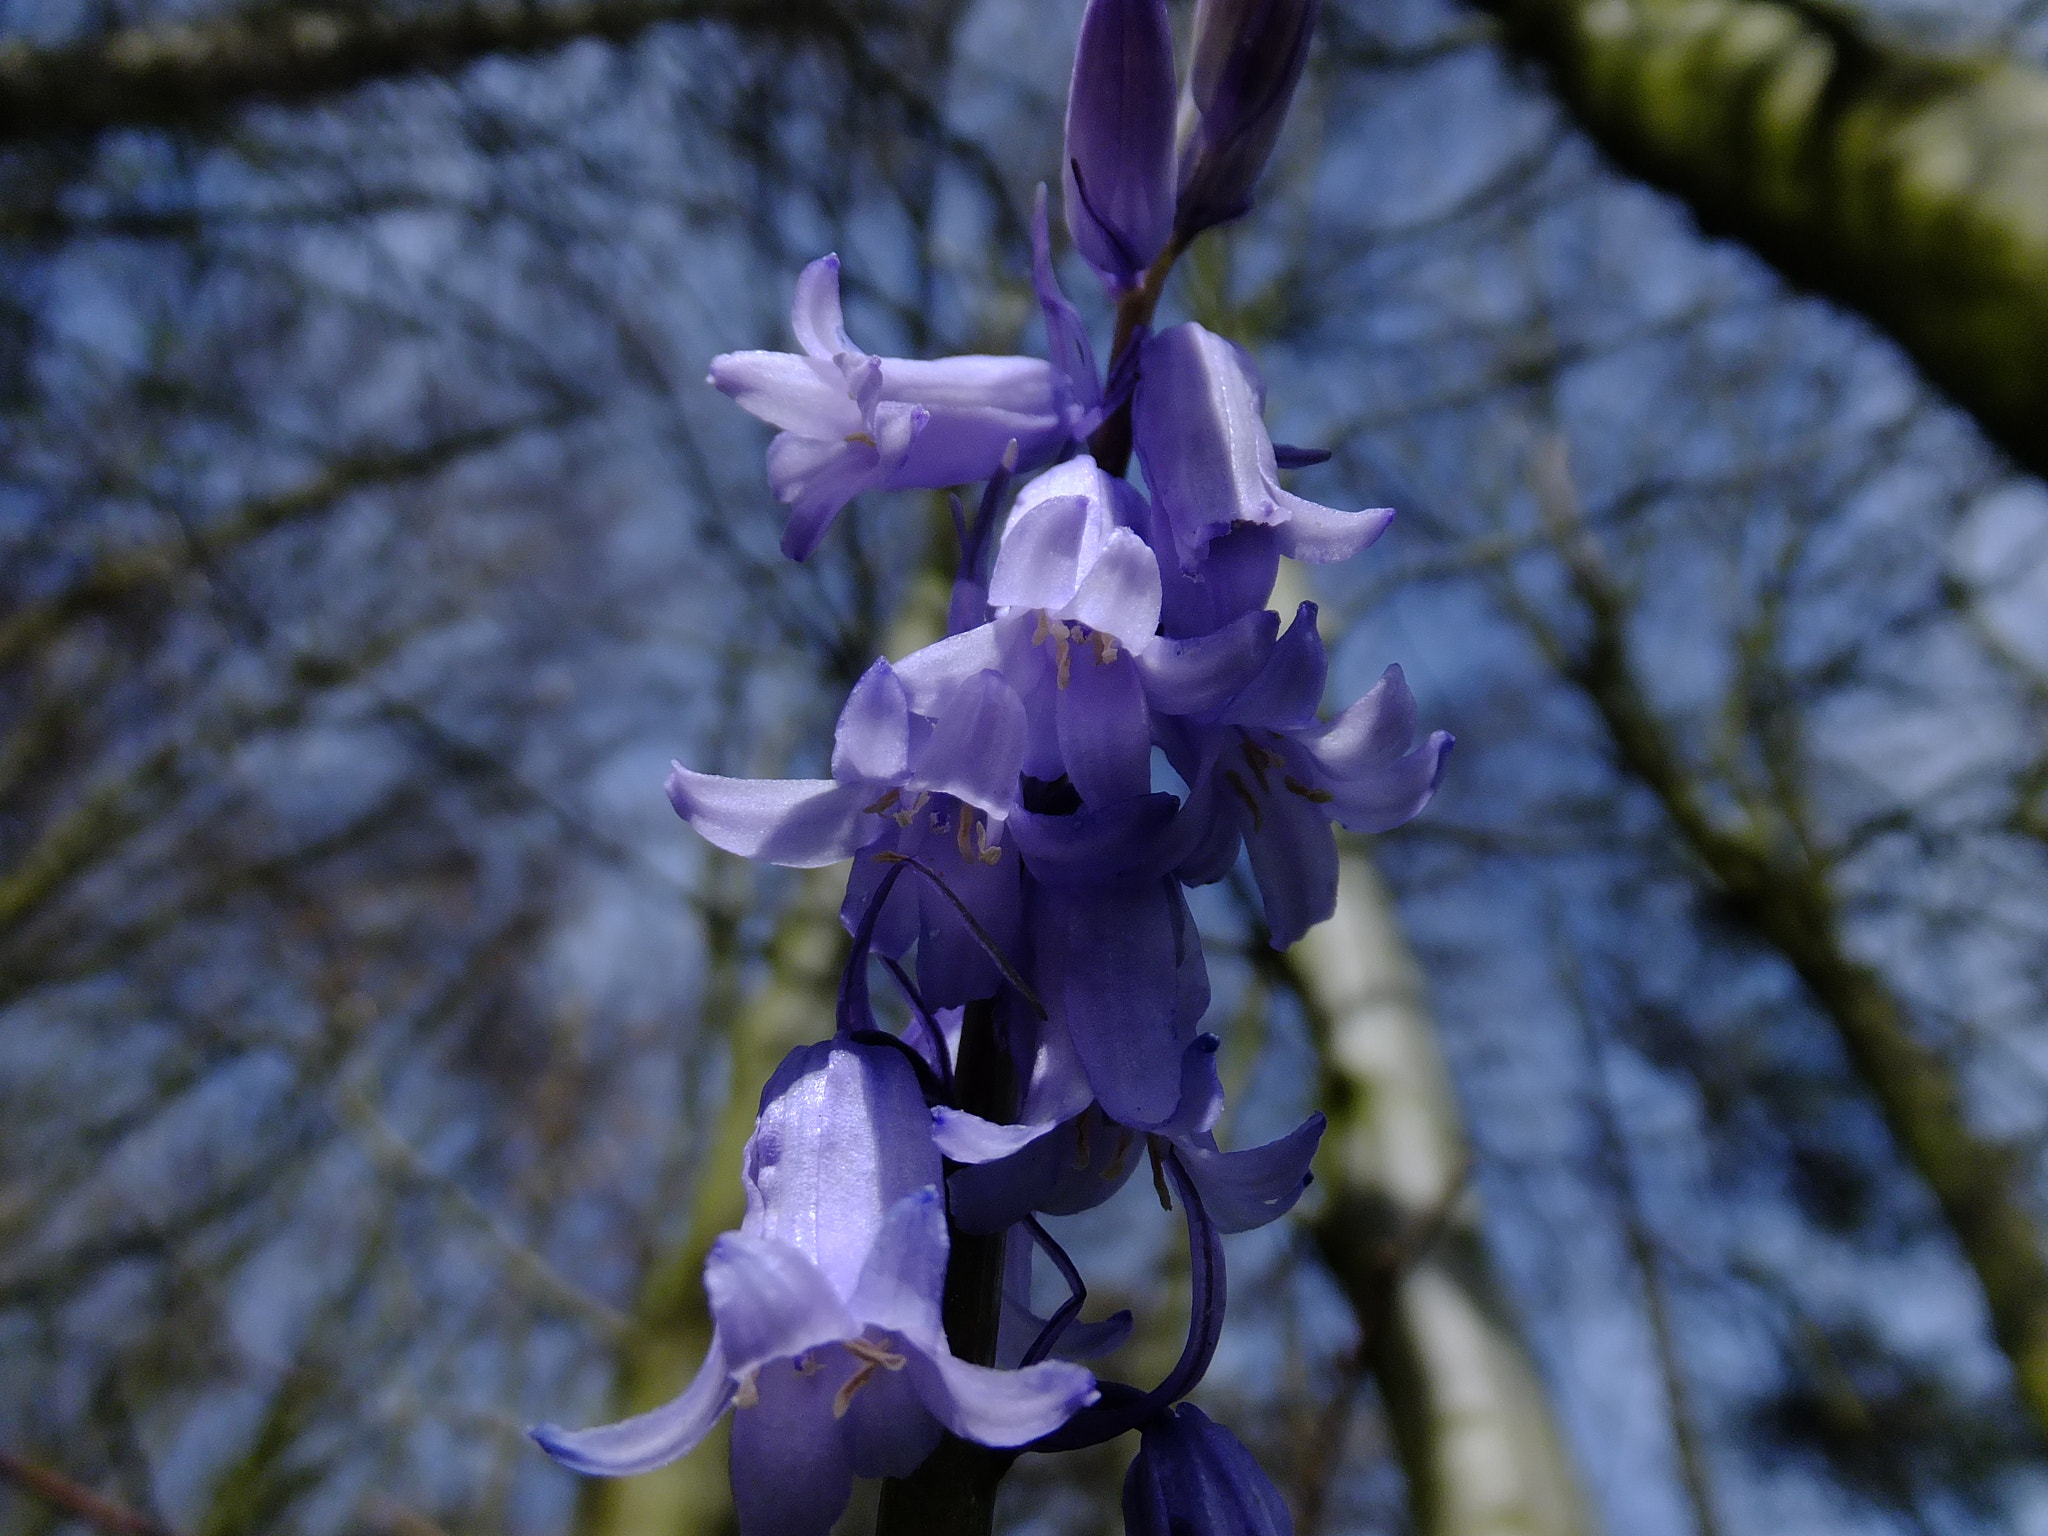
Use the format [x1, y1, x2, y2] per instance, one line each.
[1063, 0, 1179, 289]
[1132, 322, 1391, 576]
[1173, 0, 1322, 242]
[709, 255, 1086, 560]
[1123, 1404, 1296, 1536]
[938, 1034, 1324, 1234]
[1159, 602, 1453, 947]
[531, 1040, 1096, 1536]
[668, 653, 1029, 1008]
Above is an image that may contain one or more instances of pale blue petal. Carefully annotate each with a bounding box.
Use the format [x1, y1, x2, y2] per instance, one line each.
[666, 767, 874, 868]
[1136, 608, 1279, 716]
[704, 1232, 857, 1374]
[529, 1335, 733, 1477]
[904, 1347, 1098, 1447]
[1175, 1112, 1326, 1234]
[730, 1356, 855, 1536]
[988, 492, 1095, 612]
[832, 659, 916, 785]
[847, 1187, 949, 1343]
[1061, 526, 1162, 652]
[930, 1107, 1060, 1164]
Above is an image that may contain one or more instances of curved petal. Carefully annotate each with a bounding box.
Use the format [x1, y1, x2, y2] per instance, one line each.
[1137, 607, 1279, 716]
[832, 659, 916, 785]
[1215, 601, 1326, 730]
[891, 623, 1003, 716]
[730, 1355, 855, 1536]
[1176, 1112, 1326, 1234]
[1061, 526, 1162, 653]
[916, 669, 1028, 815]
[790, 253, 856, 361]
[765, 432, 879, 561]
[708, 350, 862, 436]
[848, 1187, 949, 1343]
[931, 1107, 1062, 1165]
[1056, 648, 1152, 809]
[1243, 776, 1338, 949]
[704, 1231, 857, 1375]
[666, 767, 875, 868]
[904, 1347, 1098, 1447]
[1268, 486, 1395, 564]
[529, 1335, 734, 1477]
[1325, 731, 1453, 833]
[1299, 663, 1416, 776]
[988, 492, 1095, 612]
[1155, 518, 1280, 639]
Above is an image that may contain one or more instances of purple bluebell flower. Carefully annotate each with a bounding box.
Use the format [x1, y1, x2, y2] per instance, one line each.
[938, 1034, 1323, 1233]
[710, 255, 1085, 560]
[1124, 1404, 1296, 1536]
[531, 1039, 1096, 1536]
[1132, 322, 1391, 576]
[1063, 0, 1179, 289]
[668, 652, 1030, 1006]
[1174, 0, 1322, 241]
[1160, 603, 1453, 947]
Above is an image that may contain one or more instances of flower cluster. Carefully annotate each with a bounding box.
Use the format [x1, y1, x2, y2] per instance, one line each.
[533, 1, 1449, 1531]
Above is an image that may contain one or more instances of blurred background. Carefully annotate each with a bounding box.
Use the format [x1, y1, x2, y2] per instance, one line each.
[4, 0, 2048, 1533]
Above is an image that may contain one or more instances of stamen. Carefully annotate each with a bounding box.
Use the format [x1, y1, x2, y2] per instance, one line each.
[976, 820, 1002, 865]
[733, 1367, 760, 1409]
[833, 1364, 878, 1418]
[1093, 631, 1119, 666]
[1055, 629, 1072, 689]
[862, 787, 902, 816]
[957, 806, 977, 863]
[1284, 775, 1335, 804]
[844, 430, 878, 447]
[1148, 1137, 1174, 1212]
[892, 790, 930, 828]
[831, 1337, 909, 1419]
[1033, 611, 1051, 646]
[1224, 770, 1263, 832]
[1240, 737, 1276, 791]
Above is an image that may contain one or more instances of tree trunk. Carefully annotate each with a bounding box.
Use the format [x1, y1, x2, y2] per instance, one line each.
[1469, 0, 2048, 481]
[1289, 849, 1601, 1536]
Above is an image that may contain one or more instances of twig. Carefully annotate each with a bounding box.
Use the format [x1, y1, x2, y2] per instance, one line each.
[0, 1448, 178, 1536]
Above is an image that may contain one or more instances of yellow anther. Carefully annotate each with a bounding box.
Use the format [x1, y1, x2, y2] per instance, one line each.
[1033, 611, 1051, 646]
[831, 1337, 909, 1419]
[733, 1368, 760, 1410]
[863, 788, 902, 816]
[1055, 631, 1072, 689]
[845, 430, 878, 447]
[957, 807, 978, 863]
[1284, 775, 1334, 804]
[1093, 631, 1120, 666]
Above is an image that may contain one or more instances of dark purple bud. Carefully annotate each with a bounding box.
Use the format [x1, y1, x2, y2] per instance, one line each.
[1064, 0, 1179, 288]
[1174, 0, 1322, 239]
[1123, 1404, 1295, 1536]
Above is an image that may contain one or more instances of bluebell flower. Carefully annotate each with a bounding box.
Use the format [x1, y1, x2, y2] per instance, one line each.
[1132, 322, 1391, 576]
[1174, 0, 1323, 241]
[1160, 603, 1453, 947]
[1124, 1404, 1296, 1536]
[1063, 0, 1180, 288]
[531, 1039, 1096, 1536]
[937, 1034, 1323, 1233]
[668, 651, 1030, 1006]
[710, 255, 1087, 560]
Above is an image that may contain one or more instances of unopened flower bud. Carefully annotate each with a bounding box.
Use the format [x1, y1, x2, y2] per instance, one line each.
[1063, 0, 1179, 288]
[1174, 0, 1321, 240]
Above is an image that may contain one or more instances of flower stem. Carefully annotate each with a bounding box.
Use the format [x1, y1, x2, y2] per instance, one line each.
[1087, 232, 1188, 477]
[875, 994, 1013, 1536]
